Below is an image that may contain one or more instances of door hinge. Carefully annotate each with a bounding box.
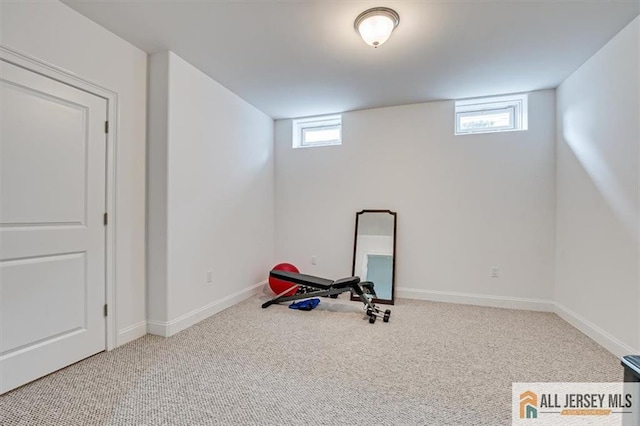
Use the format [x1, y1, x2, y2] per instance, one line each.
[105, 121, 109, 134]
[103, 212, 108, 226]
[103, 304, 108, 317]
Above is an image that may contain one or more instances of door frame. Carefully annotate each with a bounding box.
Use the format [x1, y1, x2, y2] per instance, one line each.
[1, 44, 118, 351]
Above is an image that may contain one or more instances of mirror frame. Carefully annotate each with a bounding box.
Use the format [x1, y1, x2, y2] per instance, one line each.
[350, 209, 397, 305]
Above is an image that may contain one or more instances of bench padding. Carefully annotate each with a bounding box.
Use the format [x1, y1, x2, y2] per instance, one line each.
[269, 270, 360, 290]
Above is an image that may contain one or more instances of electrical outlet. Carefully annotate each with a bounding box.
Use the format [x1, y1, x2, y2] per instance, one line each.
[491, 267, 499, 278]
[207, 270, 213, 283]
[311, 255, 317, 265]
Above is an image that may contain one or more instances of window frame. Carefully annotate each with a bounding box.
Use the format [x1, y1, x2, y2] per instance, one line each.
[293, 114, 342, 148]
[454, 94, 528, 136]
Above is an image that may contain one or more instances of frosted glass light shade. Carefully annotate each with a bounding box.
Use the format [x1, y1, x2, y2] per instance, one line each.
[354, 8, 400, 48]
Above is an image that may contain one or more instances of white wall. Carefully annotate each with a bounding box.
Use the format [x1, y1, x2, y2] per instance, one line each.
[147, 52, 274, 336]
[556, 16, 640, 357]
[1, 0, 148, 345]
[147, 52, 170, 325]
[275, 90, 556, 310]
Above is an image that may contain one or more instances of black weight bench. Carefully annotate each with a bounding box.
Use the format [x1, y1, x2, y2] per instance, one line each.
[262, 270, 391, 323]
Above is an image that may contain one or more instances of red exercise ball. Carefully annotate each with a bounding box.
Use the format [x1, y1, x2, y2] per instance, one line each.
[269, 263, 299, 296]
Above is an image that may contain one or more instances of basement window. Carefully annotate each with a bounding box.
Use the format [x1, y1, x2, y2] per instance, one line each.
[455, 94, 528, 135]
[293, 115, 342, 148]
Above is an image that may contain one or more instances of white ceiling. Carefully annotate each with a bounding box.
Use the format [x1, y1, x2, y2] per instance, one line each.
[62, 0, 639, 119]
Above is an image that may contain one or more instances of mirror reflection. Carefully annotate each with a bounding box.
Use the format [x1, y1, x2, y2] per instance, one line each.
[351, 210, 397, 305]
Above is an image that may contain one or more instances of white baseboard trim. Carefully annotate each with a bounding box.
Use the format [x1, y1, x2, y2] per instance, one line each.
[146, 320, 166, 337]
[147, 281, 266, 338]
[397, 287, 555, 312]
[554, 302, 638, 358]
[116, 321, 147, 346]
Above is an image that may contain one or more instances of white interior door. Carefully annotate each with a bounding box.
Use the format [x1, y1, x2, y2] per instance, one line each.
[0, 59, 107, 394]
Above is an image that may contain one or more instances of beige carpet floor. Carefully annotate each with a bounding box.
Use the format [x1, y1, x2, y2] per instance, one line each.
[0, 291, 622, 425]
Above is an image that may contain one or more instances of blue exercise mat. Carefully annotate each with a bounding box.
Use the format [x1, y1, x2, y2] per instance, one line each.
[289, 298, 320, 311]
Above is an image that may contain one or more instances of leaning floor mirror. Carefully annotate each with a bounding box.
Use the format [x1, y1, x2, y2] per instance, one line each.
[350, 210, 397, 305]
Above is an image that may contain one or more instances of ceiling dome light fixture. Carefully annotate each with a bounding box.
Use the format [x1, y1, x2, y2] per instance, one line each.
[354, 7, 400, 48]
